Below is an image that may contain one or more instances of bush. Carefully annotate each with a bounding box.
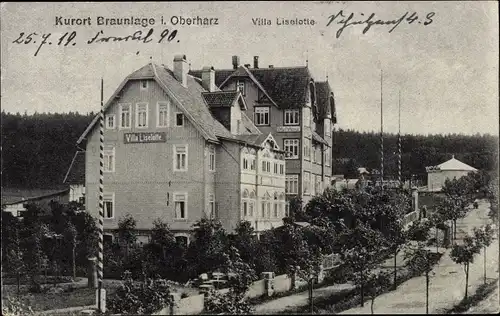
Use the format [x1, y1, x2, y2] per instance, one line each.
[1, 296, 36, 316]
[204, 289, 253, 314]
[106, 272, 174, 315]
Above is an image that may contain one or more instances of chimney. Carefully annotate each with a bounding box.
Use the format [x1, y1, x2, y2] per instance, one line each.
[201, 66, 215, 92]
[173, 54, 188, 86]
[253, 56, 259, 69]
[232, 56, 240, 69]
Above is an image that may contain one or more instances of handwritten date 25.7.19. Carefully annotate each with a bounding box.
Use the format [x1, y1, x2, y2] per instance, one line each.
[12, 29, 179, 56]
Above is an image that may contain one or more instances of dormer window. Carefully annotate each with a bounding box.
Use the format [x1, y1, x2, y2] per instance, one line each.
[236, 80, 245, 96]
[141, 80, 148, 90]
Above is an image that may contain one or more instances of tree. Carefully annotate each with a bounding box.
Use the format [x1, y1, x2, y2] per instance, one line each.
[404, 241, 435, 314]
[365, 270, 391, 314]
[450, 234, 481, 299]
[231, 221, 259, 267]
[472, 224, 495, 284]
[186, 219, 228, 278]
[435, 197, 467, 244]
[63, 222, 78, 280]
[150, 218, 176, 261]
[117, 214, 137, 258]
[221, 246, 257, 295]
[340, 220, 388, 307]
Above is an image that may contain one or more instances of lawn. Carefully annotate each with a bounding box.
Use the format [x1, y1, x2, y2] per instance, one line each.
[2, 277, 198, 312]
[2, 279, 120, 312]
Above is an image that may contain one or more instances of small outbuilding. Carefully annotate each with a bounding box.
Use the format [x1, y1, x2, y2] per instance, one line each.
[425, 155, 477, 192]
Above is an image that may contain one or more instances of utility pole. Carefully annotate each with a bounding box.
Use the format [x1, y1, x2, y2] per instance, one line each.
[380, 69, 384, 189]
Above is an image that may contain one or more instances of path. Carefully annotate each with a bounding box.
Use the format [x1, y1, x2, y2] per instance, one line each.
[465, 281, 499, 314]
[339, 199, 498, 315]
[252, 283, 355, 314]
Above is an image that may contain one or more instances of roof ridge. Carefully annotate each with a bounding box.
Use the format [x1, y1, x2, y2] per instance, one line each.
[202, 90, 238, 94]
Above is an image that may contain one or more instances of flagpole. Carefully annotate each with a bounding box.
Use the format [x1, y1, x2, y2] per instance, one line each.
[380, 69, 384, 189]
[97, 78, 105, 312]
[398, 91, 402, 189]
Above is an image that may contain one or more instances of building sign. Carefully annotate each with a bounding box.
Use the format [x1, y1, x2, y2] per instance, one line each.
[124, 132, 166, 144]
[276, 126, 301, 133]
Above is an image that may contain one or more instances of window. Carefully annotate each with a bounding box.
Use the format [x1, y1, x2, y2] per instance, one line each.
[250, 158, 255, 171]
[274, 162, 278, 174]
[304, 172, 310, 195]
[209, 147, 215, 171]
[285, 175, 299, 195]
[243, 157, 249, 170]
[266, 201, 271, 218]
[174, 145, 188, 171]
[176, 113, 184, 126]
[255, 107, 270, 126]
[103, 147, 115, 172]
[236, 80, 245, 96]
[141, 80, 148, 90]
[174, 193, 187, 219]
[285, 201, 290, 217]
[103, 193, 114, 219]
[273, 203, 278, 218]
[242, 190, 250, 217]
[136, 103, 148, 128]
[106, 115, 115, 129]
[208, 194, 215, 219]
[325, 119, 331, 137]
[261, 160, 271, 173]
[284, 109, 300, 125]
[279, 163, 284, 175]
[119, 104, 131, 129]
[303, 139, 311, 160]
[157, 102, 169, 127]
[284, 139, 300, 159]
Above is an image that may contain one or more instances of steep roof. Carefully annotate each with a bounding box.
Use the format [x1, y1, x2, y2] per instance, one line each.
[202, 91, 240, 108]
[315, 81, 337, 123]
[78, 63, 236, 144]
[312, 131, 329, 146]
[63, 151, 85, 185]
[2, 189, 70, 206]
[436, 156, 477, 171]
[190, 66, 314, 109]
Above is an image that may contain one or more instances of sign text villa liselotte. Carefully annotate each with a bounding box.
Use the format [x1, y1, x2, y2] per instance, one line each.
[124, 132, 166, 144]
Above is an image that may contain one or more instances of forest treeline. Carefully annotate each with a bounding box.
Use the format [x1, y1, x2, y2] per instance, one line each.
[1, 111, 498, 189]
[333, 129, 498, 179]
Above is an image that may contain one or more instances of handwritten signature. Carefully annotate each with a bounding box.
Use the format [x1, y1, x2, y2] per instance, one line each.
[326, 11, 435, 38]
[11, 28, 179, 56]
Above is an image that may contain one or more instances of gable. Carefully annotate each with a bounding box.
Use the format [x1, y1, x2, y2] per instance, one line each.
[78, 63, 237, 145]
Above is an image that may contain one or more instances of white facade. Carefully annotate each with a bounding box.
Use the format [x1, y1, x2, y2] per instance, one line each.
[426, 156, 477, 191]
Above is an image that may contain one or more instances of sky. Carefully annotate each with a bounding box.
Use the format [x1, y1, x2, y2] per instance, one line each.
[1, 1, 498, 136]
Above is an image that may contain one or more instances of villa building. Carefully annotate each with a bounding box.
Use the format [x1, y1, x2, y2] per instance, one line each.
[190, 55, 337, 207]
[77, 55, 286, 243]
